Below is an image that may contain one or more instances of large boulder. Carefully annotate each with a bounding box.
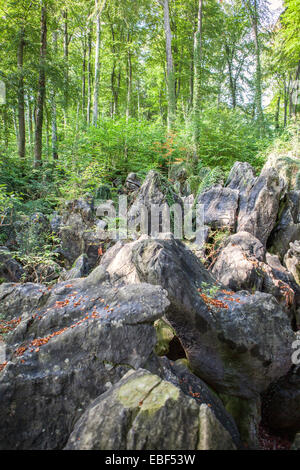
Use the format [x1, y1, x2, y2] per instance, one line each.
[127, 170, 183, 236]
[262, 252, 300, 316]
[226, 162, 256, 192]
[0, 247, 24, 283]
[65, 368, 237, 451]
[58, 198, 106, 269]
[147, 357, 241, 447]
[268, 191, 300, 260]
[211, 232, 265, 292]
[196, 186, 239, 231]
[0, 282, 48, 320]
[211, 234, 300, 317]
[59, 254, 89, 281]
[228, 164, 284, 246]
[263, 151, 299, 189]
[284, 241, 300, 285]
[0, 273, 169, 450]
[101, 235, 295, 398]
[125, 172, 142, 193]
[238, 167, 284, 246]
[262, 365, 300, 433]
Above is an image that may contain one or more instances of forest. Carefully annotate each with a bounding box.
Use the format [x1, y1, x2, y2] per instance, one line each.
[0, 0, 300, 452]
[0, 0, 299, 211]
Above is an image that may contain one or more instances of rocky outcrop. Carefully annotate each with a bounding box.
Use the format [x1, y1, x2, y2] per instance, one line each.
[284, 240, 300, 285]
[268, 191, 300, 260]
[0, 246, 24, 283]
[235, 167, 284, 246]
[226, 162, 256, 192]
[211, 232, 265, 291]
[148, 357, 241, 448]
[262, 365, 300, 433]
[57, 198, 106, 270]
[65, 368, 237, 450]
[197, 186, 239, 231]
[101, 235, 295, 398]
[125, 172, 142, 193]
[0, 274, 169, 449]
[127, 170, 183, 236]
[0, 282, 48, 320]
[262, 252, 300, 316]
[59, 254, 89, 281]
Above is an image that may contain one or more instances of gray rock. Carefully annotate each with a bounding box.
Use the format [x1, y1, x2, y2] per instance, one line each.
[50, 212, 63, 233]
[211, 232, 265, 291]
[65, 368, 236, 450]
[0, 282, 48, 320]
[102, 236, 295, 398]
[262, 365, 300, 433]
[127, 170, 183, 236]
[220, 394, 261, 449]
[284, 240, 300, 285]
[125, 172, 142, 192]
[197, 186, 239, 231]
[226, 162, 256, 192]
[58, 198, 105, 269]
[262, 253, 300, 315]
[147, 356, 241, 448]
[268, 191, 300, 260]
[236, 167, 285, 246]
[291, 433, 300, 450]
[0, 275, 169, 449]
[0, 247, 24, 283]
[59, 254, 90, 281]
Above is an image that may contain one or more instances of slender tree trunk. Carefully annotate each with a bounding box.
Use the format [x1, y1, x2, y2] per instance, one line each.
[284, 76, 290, 127]
[17, 27, 26, 159]
[93, 0, 106, 127]
[126, 33, 132, 122]
[50, 31, 58, 160]
[244, 0, 264, 132]
[34, 4, 47, 168]
[193, 0, 203, 160]
[160, 0, 176, 130]
[137, 78, 141, 121]
[87, 28, 92, 125]
[275, 94, 281, 130]
[82, 36, 87, 120]
[63, 9, 69, 132]
[2, 108, 9, 147]
[13, 107, 19, 142]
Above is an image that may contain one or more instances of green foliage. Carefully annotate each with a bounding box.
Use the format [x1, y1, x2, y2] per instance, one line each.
[200, 281, 220, 298]
[193, 106, 270, 170]
[196, 166, 226, 195]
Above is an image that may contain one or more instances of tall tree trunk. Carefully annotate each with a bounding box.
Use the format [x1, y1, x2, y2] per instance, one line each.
[87, 28, 92, 125]
[244, 0, 264, 132]
[82, 35, 87, 120]
[93, 0, 106, 127]
[160, 0, 176, 130]
[13, 107, 19, 142]
[34, 4, 47, 168]
[225, 45, 236, 109]
[17, 27, 26, 159]
[26, 95, 33, 154]
[275, 94, 281, 130]
[63, 9, 69, 132]
[284, 76, 290, 127]
[193, 0, 203, 158]
[126, 33, 132, 122]
[51, 31, 58, 159]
